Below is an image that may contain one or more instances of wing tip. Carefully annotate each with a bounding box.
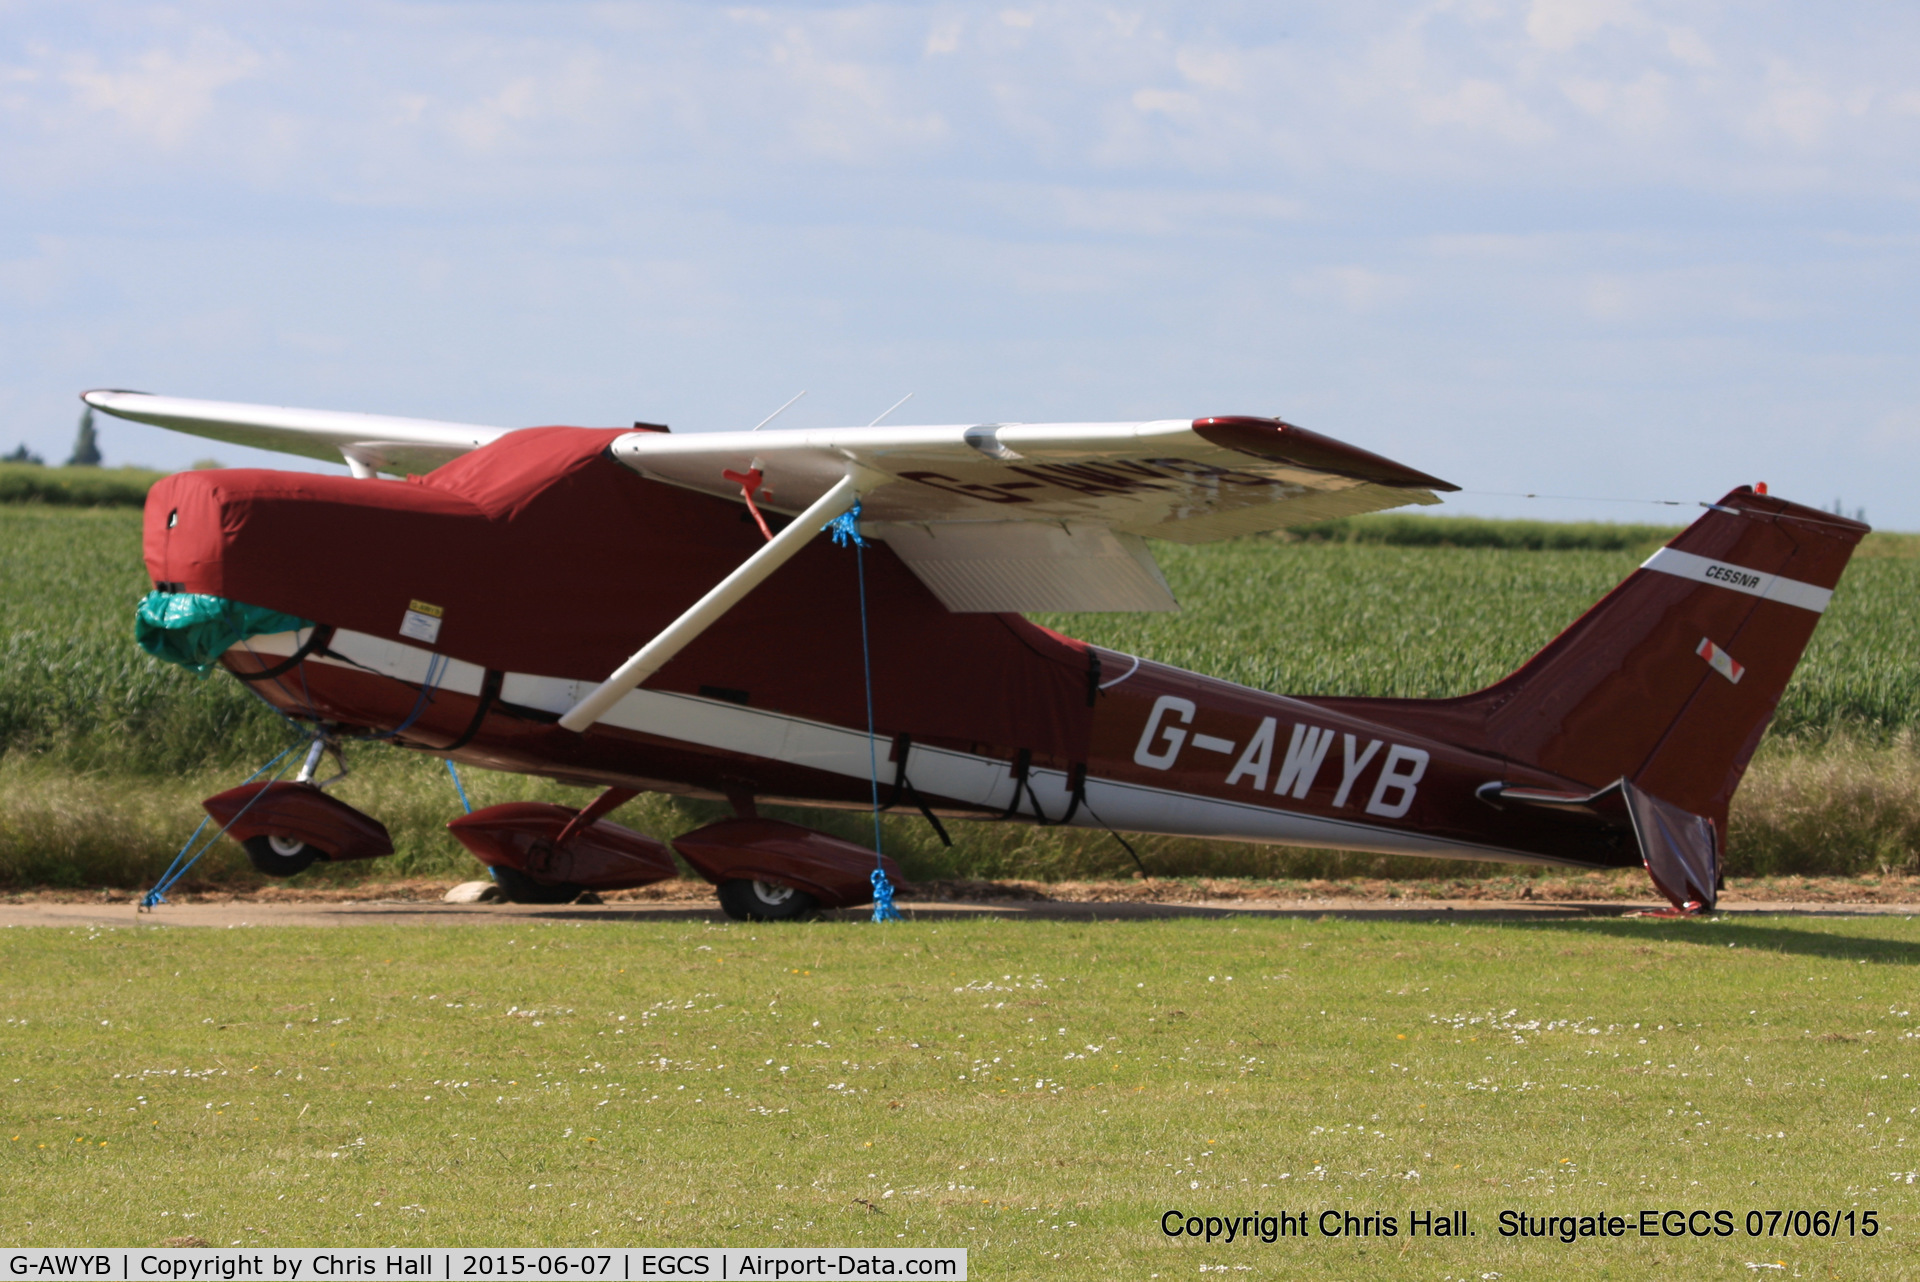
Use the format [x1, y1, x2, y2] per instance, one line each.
[81, 388, 155, 411]
[1194, 415, 1459, 492]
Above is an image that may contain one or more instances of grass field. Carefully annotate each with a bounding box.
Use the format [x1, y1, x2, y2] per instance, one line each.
[1, 913, 1915, 1276]
[2, 503, 1918, 888]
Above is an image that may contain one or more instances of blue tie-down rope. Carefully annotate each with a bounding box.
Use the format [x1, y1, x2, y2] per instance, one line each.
[825, 503, 867, 549]
[445, 758, 473, 814]
[827, 502, 902, 922]
[871, 866, 902, 922]
[446, 759, 489, 880]
[141, 741, 303, 909]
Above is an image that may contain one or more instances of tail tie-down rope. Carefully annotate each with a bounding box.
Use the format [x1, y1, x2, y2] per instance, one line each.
[827, 501, 903, 922]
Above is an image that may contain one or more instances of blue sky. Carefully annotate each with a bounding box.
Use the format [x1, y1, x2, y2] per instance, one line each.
[3, 1, 1916, 525]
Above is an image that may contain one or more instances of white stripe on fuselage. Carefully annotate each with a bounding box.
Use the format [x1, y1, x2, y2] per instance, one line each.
[237, 628, 1586, 868]
[1639, 547, 1832, 614]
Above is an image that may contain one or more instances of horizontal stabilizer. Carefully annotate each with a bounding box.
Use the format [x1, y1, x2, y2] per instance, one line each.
[1481, 778, 1718, 911]
[1475, 780, 1629, 824]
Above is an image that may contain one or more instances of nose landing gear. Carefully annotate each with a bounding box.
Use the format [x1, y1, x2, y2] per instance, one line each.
[200, 730, 393, 878]
[243, 832, 319, 878]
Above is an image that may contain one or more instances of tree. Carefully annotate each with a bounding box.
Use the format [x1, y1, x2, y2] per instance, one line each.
[3, 443, 44, 465]
[68, 407, 102, 467]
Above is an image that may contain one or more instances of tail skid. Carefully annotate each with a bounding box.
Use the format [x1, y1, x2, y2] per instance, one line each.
[1318, 488, 1869, 910]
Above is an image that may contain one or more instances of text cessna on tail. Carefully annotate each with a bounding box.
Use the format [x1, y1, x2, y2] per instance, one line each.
[88, 389, 1868, 916]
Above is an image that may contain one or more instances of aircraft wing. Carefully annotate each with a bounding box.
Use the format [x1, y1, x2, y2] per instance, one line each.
[611, 416, 1456, 611]
[85, 389, 1457, 613]
[81, 390, 509, 478]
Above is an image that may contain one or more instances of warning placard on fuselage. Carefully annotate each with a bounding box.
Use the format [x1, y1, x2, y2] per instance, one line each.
[400, 599, 444, 645]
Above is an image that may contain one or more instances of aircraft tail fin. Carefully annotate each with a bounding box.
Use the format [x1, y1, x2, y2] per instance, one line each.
[1319, 488, 1867, 831]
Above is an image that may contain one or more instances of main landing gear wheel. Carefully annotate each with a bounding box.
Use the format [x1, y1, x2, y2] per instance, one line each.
[489, 865, 587, 905]
[242, 833, 319, 878]
[717, 879, 819, 922]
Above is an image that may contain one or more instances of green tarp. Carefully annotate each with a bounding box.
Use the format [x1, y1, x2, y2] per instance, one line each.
[134, 591, 315, 677]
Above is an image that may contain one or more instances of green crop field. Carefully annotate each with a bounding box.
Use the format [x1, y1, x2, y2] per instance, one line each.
[0, 462, 164, 507]
[2, 503, 1918, 889]
[1037, 534, 1920, 736]
[1, 914, 1915, 1277]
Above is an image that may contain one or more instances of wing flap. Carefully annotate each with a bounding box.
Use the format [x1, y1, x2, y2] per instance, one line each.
[870, 521, 1178, 613]
[1138, 480, 1441, 544]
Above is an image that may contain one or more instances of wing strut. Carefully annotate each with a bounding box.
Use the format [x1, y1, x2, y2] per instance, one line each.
[557, 469, 882, 733]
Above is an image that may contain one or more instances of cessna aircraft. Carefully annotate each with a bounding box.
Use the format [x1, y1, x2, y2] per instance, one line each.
[86, 389, 1867, 917]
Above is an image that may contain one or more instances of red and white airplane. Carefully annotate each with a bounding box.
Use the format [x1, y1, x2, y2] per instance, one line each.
[86, 389, 1868, 917]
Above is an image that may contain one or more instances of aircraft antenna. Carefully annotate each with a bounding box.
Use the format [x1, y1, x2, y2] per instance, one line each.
[750, 390, 807, 432]
[866, 392, 913, 428]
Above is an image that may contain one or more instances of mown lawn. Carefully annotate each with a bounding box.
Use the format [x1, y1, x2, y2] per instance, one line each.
[2, 913, 1915, 1277]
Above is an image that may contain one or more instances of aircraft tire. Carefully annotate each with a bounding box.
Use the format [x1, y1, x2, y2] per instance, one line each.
[716, 879, 818, 922]
[489, 865, 587, 905]
[243, 833, 320, 878]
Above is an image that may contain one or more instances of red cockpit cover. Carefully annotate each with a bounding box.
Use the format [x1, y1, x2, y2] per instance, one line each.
[143, 429, 1093, 763]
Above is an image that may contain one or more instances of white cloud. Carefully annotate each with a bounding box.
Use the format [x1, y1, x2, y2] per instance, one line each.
[1748, 68, 1838, 147]
[1130, 87, 1199, 119]
[759, 21, 950, 162]
[1175, 48, 1242, 93]
[1664, 26, 1716, 69]
[444, 76, 547, 152]
[60, 32, 260, 148]
[1559, 69, 1670, 131]
[1526, 0, 1640, 53]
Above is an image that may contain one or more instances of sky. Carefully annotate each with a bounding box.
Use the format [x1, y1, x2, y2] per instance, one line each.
[3, 1, 1917, 526]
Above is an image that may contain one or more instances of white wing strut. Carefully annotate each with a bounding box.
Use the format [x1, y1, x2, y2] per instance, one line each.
[557, 469, 883, 733]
